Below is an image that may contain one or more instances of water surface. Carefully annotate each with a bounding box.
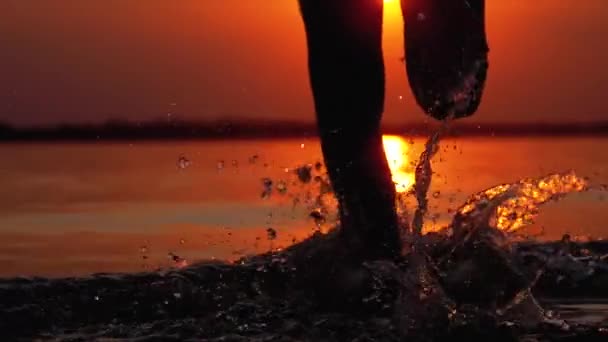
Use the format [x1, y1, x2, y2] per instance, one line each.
[1, 137, 607, 277]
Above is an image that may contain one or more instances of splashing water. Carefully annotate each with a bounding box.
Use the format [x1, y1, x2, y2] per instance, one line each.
[2, 145, 606, 341]
[411, 117, 453, 236]
[454, 171, 588, 234]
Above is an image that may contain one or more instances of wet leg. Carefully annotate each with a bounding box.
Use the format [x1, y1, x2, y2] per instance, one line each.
[402, 0, 489, 120]
[298, 0, 401, 258]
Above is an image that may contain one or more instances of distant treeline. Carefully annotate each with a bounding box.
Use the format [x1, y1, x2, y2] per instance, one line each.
[1, 119, 608, 142]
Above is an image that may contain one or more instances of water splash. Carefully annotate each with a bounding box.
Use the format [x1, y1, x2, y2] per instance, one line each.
[454, 171, 588, 234]
[411, 118, 453, 236]
[258, 160, 338, 233]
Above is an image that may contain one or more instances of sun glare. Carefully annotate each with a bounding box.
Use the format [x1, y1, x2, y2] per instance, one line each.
[382, 135, 415, 193]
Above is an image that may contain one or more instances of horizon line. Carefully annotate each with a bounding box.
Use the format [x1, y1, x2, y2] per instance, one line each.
[1, 119, 608, 141]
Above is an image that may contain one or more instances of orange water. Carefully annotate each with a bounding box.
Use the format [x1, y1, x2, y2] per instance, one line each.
[0, 137, 607, 277]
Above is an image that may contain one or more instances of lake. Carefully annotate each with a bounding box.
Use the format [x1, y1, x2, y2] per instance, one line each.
[1, 137, 607, 277]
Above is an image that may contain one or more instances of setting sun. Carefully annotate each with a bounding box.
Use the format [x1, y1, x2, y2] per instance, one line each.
[382, 135, 415, 193]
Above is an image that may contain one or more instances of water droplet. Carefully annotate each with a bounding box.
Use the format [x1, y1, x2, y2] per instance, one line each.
[276, 180, 288, 194]
[217, 160, 225, 170]
[309, 208, 326, 228]
[266, 227, 277, 240]
[168, 252, 188, 268]
[433, 191, 441, 199]
[295, 164, 313, 183]
[248, 154, 259, 164]
[261, 178, 273, 199]
[177, 155, 192, 170]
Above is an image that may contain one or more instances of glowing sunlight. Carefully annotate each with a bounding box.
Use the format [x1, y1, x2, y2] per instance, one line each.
[382, 135, 415, 193]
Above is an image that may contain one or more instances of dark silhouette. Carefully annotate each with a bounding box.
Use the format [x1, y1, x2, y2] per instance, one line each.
[298, 0, 488, 258]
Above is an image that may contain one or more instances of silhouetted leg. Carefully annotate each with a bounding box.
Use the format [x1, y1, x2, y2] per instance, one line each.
[298, 0, 401, 258]
[402, 0, 489, 120]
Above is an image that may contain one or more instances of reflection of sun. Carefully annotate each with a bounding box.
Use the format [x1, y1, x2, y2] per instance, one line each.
[382, 0, 402, 24]
[382, 135, 415, 193]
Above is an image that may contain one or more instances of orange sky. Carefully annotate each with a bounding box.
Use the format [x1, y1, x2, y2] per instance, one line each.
[1, 0, 607, 126]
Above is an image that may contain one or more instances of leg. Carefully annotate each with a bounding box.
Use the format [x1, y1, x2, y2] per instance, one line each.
[298, 0, 401, 258]
[402, 0, 489, 120]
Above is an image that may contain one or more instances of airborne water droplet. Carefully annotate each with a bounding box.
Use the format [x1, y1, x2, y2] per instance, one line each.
[276, 180, 288, 194]
[177, 155, 192, 170]
[309, 208, 327, 229]
[295, 164, 313, 183]
[261, 178, 273, 199]
[266, 227, 277, 240]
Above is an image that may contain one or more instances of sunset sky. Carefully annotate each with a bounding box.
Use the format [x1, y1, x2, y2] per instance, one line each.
[1, 0, 607, 127]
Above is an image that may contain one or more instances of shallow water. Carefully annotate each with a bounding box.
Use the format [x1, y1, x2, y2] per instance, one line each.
[0, 137, 607, 277]
[1, 137, 608, 340]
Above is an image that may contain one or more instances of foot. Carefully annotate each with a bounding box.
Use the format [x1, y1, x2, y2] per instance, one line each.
[403, 0, 489, 120]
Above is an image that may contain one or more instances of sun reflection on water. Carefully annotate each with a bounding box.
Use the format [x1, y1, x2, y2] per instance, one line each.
[382, 135, 415, 193]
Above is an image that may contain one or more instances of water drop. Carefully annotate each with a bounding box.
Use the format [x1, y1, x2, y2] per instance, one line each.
[261, 178, 273, 199]
[276, 180, 288, 194]
[177, 155, 192, 170]
[309, 208, 326, 228]
[295, 164, 313, 183]
[266, 227, 277, 240]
